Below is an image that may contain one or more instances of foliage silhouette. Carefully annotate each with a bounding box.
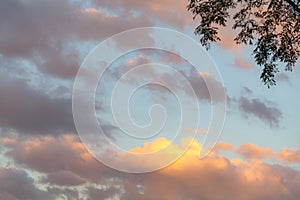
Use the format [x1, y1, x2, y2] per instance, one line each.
[187, 0, 300, 87]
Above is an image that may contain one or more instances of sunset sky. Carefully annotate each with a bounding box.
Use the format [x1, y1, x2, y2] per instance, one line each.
[0, 0, 300, 199]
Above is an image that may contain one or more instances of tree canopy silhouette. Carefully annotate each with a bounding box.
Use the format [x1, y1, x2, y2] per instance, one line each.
[187, 0, 300, 87]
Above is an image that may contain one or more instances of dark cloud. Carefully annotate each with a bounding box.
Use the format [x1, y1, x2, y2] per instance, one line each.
[0, 167, 52, 200]
[238, 97, 282, 127]
[0, 0, 80, 78]
[0, 0, 152, 79]
[0, 75, 75, 135]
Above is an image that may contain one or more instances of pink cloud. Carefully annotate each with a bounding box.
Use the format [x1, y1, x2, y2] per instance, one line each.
[2, 134, 300, 199]
[1, 134, 111, 183]
[92, 0, 196, 29]
[214, 142, 235, 152]
[236, 143, 274, 159]
[185, 127, 207, 134]
[277, 148, 300, 164]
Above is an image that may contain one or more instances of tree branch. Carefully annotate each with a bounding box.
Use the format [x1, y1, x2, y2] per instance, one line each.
[285, 0, 300, 13]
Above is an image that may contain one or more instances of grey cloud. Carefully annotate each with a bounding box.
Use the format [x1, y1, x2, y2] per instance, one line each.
[277, 73, 292, 85]
[242, 86, 253, 95]
[0, 167, 52, 200]
[92, 0, 194, 29]
[0, 0, 152, 79]
[107, 49, 227, 103]
[0, 75, 75, 135]
[186, 68, 226, 103]
[238, 97, 283, 127]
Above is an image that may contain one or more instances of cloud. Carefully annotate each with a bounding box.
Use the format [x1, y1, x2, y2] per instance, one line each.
[2, 134, 300, 200]
[0, 0, 80, 78]
[277, 73, 291, 85]
[213, 142, 235, 152]
[1, 134, 127, 198]
[108, 50, 227, 103]
[0, 0, 152, 78]
[0, 167, 52, 200]
[0, 134, 115, 183]
[92, 0, 195, 29]
[277, 148, 300, 164]
[234, 56, 252, 69]
[0, 0, 250, 82]
[185, 128, 207, 134]
[0, 0, 151, 46]
[216, 18, 242, 53]
[46, 187, 80, 200]
[0, 75, 75, 135]
[186, 70, 227, 103]
[85, 186, 122, 200]
[236, 143, 274, 159]
[238, 97, 283, 127]
[124, 138, 300, 200]
[216, 21, 254, 70]
[241, 86, 253, 95]
[0, 1, 298, 199]
[40, 170, 86, 186]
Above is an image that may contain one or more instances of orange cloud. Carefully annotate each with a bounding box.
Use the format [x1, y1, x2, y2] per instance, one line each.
[234, 56, 252, 69]
[2, 134, 300, 199]
[236, 143, 274, 159]
[277, 148, 300, 163]
[217, 22, 254, 70]
[213, 142, 235, 152]
[185, 127, 206, 134]
[218, 25, 241, 52]
[124, 138, 300, 200]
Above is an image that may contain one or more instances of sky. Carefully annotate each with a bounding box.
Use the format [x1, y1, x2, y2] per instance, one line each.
[0, 0, 300, 199]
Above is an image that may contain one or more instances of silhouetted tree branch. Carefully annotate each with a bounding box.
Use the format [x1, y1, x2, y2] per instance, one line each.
[187, 0, 300, 87]
[285, 0, 300, 13]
